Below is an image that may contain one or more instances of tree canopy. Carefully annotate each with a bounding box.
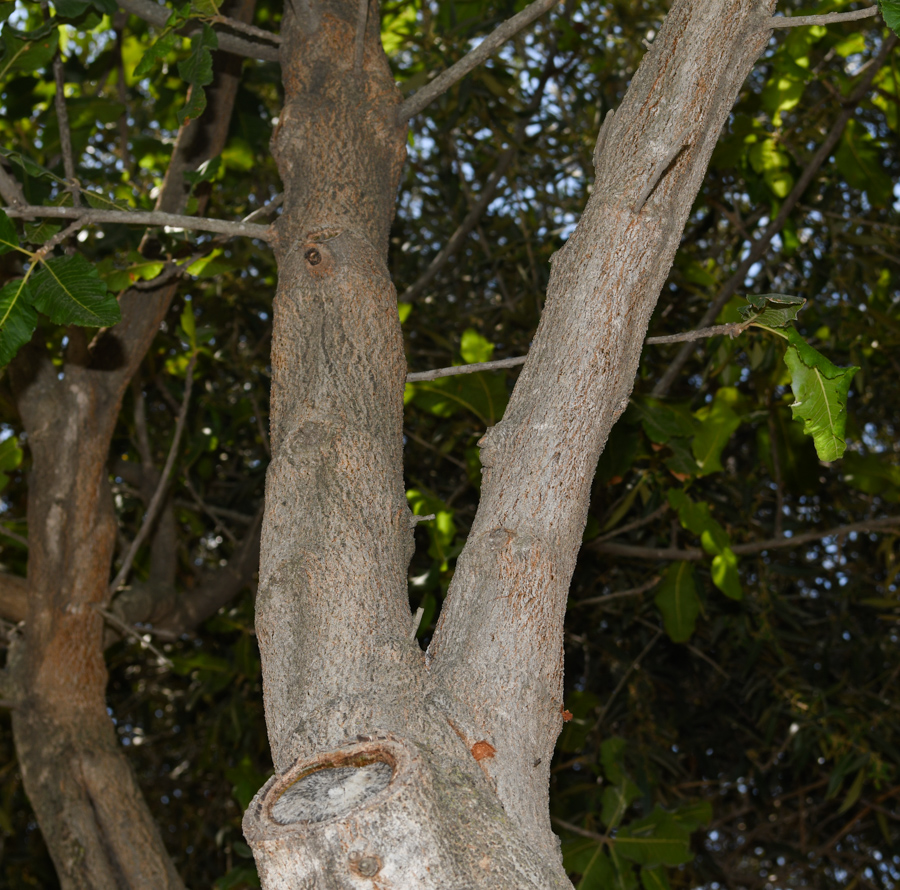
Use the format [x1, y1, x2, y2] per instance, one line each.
[0, 0, 898, 888]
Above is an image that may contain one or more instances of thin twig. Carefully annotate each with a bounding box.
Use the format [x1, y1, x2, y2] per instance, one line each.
[652, 34, 897, 397]
[405, 323, 748, 382]
[646, 322, 747, 344]
[572, 575, 661, 608]
[36, 219, 85, 254]
[767, 7, 880, 29]
[551, 816, 610, 843]
[594, 630, 663, 729]
[210, 13, 282, 43]
[591, 515, 900, 562]
[94, 605, 173, 667]
[594, 503, 670, 544]
[3, 204, 272, 240]
[0, 525, 28, 548]
[398, 0, 559, 120]
[117, 0, 280, 62]
[768, 410, 784, 538]
[52, 54, 80, 207]
[109, 355, 197, 595]
[399, 53, 555, 304]
[407, 355, 527, 382]
[354, 0, 368, 72]
[184, 474, 237, 544]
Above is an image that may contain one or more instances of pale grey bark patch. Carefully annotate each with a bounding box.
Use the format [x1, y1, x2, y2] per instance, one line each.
[271, 761, 393, 824]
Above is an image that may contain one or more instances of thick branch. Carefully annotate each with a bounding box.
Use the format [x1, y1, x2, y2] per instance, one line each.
[652, 33, 897, 396]
[118, 0, 280, 61]
[427, 0, 779, 860]
[767, 6, 880, 29]
[3, 204, 272, 240]
[397, 0, 558, 120]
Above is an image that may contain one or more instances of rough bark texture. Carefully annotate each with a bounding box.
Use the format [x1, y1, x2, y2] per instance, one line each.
[427, 0, 779, 857]
[6, 4, 256, 886]
[248, 0, 779, 886]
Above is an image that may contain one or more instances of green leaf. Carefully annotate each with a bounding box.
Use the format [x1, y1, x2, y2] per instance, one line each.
[460, 328, 494, 364]
[692, 388, 741, 475]
[640, 867, 672, 890]
[601, 780, 640, 829]
[561, 841, 617, 890]
[838, 768, 865, 815]
[0, 435, 23, 489]
[0, 278, 38, 367]
[614, 806, 693, 867]
[0, 148, 60, 182]
[31, 254, 122, 327]
[600, 736, 627, 785]
[654, 561, 700, 643]
[670, 800, 713, 831]
[181, 302, 197, 350]
[0, 208, 18, 254]
[102, 259, 166, 292]
[630, 398, 697, 444]
[0, 21, 59, 79]
[739, 292, 806, 327]
[783, 327, 857, 461]
[667, 491, 742, 600]
[178, 23, 217, 86]
[177, 82, 208, 124]
[22, 220, 61, 245]
[133, 31, 179, 78]
[881, 0, 900, 35]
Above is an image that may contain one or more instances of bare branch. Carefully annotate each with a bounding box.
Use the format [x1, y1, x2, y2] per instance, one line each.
[0, 524, 28, 548]
[3, 204, 272, 240]
[399, 54, 555, 304]
[109, 356, 197, 595]
[591, 515, 900, 562]
[210, 12, 281, 44]
[594, 631, 663, 728]
[118, 0, 280, 61]
[767, 6, 880, 29]
[571, 575, 661, 608]
[405, 323, 749, 382]
[94, 605, 173, 667]
[397, 0, 559, 120]
[652, 33, 897, 397]
[594, 503, 670, 544]
[52, 54, 81, 207]
[406, 355, 526, 382]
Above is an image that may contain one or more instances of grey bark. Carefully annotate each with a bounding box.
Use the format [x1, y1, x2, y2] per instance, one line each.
[246, 0, 778, 887]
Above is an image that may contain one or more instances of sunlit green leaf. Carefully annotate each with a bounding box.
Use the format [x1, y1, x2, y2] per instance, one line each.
[460, 328, 494, 364]
[0, 435, 23, 490]
[783, 327, 857, 461]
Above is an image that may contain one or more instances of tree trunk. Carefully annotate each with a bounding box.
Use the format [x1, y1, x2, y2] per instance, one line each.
[246, 0, 776, 887]
[7, 3, 256, 885]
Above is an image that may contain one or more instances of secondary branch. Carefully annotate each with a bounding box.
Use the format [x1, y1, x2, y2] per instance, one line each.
[398, 0, 558, 120]
[767, 6, 880, 29]
[3, 204, 273, 240]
